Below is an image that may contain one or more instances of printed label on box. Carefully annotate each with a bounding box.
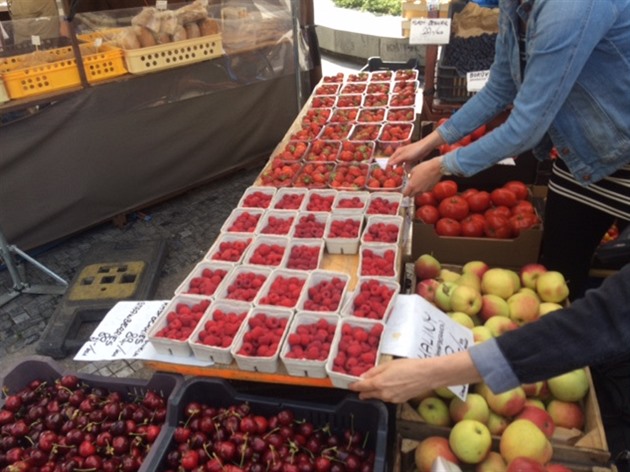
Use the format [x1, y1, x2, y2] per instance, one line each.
[409, 18, 451, 45]
[466, 70, 490, 92]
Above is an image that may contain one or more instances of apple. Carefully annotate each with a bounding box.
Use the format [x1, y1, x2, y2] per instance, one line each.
[536, 271, 569, 303]
[516, 406, 555, 438]
[520, 263, 547, 290]
[484, 385, 526, 417]
[507, 291, 541, 326]
[486, 411, 509, 436]
[435, 386, 457, 400]
[417, 396, 451, 427]
[449, 312, 475, 329]
[440, 268, 461, 283]
[449, 393, 490, 424]
[415, 436, 459, 472]
[506, 457, 546, 472]
[545, 464, 574, 472]
[524, 398, 546, 410]
[472, 326, 493, 344]
[449, 419, 492, 464]
[479, 294, 510, 322]
[539, 302, 563, 316]
[546, 368, 589, 402]
[476, 451, 506, 472]
[456, 272, 482, 292]
[546, 400, 585, 430]
[450, 285, 482, 316]
[500, 419, 553, 464]
[415, 254, 441, 280]
[417, 278, 440, 303]
[484, 316, 518, 337]
[462, 260, 490, 279]
[506, 269, 521, 292]
[435, 281, 457, 312]
[521, 381, 545, 398]
[517, 287, 539, 298]
[481, 268, 516, 299]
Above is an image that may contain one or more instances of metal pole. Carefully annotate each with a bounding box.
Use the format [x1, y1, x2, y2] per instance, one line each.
[290, 0, 303, 112]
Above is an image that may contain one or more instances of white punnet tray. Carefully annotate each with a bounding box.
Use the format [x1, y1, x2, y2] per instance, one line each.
[360, 215, 404, 246]
[332, 190, 370, 214]
[204, 233, 253, 264]
[213, 264, 273, 303]
[271, 187, 309, 211]
[325, 317, 385, 389]
[280, 312, 340, 378]
[238, 186, 277, 209]
[174, 261, 234, 298]
[253, 268, 309, 309]
[220, 208, 265, 235]
[391, 79, 420, 95]
[304, 189, 337, 212]
[188, 300, 252, 364]
[369, 70, 393, 82]
[257, 210, 298, 237]
[284, 238, 325, 272]
[393, 69, 419, 82]
[231, 307, 294, 373]
[358, 243, 400, 280]
[147, 295, 212, 357]
[325, 213, 364, 255]
[340, 277, 400, 323]
[366, 192, 403, 216]
[385, 107, 416, 123]
[242, 235, 290, 268]
[296, 270, 350, 315]
[290, 212, 330, 240]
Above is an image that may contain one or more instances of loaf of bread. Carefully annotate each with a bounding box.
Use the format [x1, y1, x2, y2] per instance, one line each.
[198, 18, 220, 36]
[119, 27, 141, 50]
[176, 0, 208, 25]
[131, 7, 161, 34]
[172, 24, 188, 42]
[184, 21, 201, 39]
[137, 26, 157, 48]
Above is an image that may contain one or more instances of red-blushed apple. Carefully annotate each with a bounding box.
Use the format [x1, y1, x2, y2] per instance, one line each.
[450, 284, 483, 316]
[545, 463, 574, 472]
[536, 271, 569, 303]
[414, 436, 459, 472]
[472, 326, 493, 344]
[516, 406, 555, 438]
[463, 260, 490, 280]
[456, 272, 482, 292]
[416, 278, 440, 303]
[435, 281, 457, 312]
[449, 311, 475, 329]
[484, 315, 519, 337]
[539, 302, 563, 316]
[547, 368, 589, 402]
[479, 294, 510, 322]
[506, 457, 546, 472]
[475, 451, 506, 472]
[506, 269, 521, 292]
[520, 263, 548, 290]
[440, 268, 461, 283]
[415, 254, 441, 280]
[449, 393, 490, 424]
[500, 419, 553, 464]
[524, 398, 546, 410]
[417, 396, 452, 427]
[484, 385, 526, 418]
[487, 411, 510, 436]
[521, 381, 545, 398]
[449, 419, 492, 464]
[481, 268, 516, 300]
[546, 400, 585, 430]
[507, 291, 541, 326]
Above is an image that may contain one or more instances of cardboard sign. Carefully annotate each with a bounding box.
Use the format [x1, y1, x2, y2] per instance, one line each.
[467, 70, 490, 92]
[409, 18, 451, 45]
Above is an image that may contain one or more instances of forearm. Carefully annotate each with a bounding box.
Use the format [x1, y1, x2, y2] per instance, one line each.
[424, 350, 484, 390]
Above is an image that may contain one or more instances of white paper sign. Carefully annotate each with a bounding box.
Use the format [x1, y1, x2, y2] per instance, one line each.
[466, 70, 490, 93]
[381, 294, 473, 400]
[74, 300, 213, 366]
[156, 0, 168, 11]
[31, 35, 41, 46]
[409, 18, 451, 45]
[498, 157, 516, 166]
[374, 157, 389, 170]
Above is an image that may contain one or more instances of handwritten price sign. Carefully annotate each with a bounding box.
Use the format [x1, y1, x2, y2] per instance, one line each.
[409, 18, 451, 45]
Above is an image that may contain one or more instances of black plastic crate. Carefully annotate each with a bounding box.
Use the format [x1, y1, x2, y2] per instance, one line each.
[145, 377, 389, 471]
[0, 355, 184, 472]
[361, 56, 420, 73]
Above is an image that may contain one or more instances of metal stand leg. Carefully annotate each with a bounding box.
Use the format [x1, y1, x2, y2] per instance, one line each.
[0, 227, 68, 308]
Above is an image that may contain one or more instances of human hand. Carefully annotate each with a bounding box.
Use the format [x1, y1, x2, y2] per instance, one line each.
[401, 157, 442, 197]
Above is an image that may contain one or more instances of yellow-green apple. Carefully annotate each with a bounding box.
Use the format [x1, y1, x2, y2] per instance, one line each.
[486, 411, 510, 436]
[414, 436, 459, 472]
[536, 271, 569, 303]
[449, 393, 490, 424]
[516, 406, 555, 438]
[472, 326, 493, 344]
[417, 396, 451, 427]
[546, 400, 584, 430]
[463, 260, 490, 280]
[484, 316, 518, 337]
[506, 269, 522, 292]
[500, 419, 553, 463]
[475, 451, 506, 472]
[479, 294, 510, 322]
[481, 268, 516, 299]
[484, 385, 526, 418]
[415, 254, 441, 280]
[539, 302, 563, 316]
[524, 398, 546, 410]
[435, 386, 457, 400]
[520, 263, 547, 290]
[456, 272, 482, 292]
[507, 291, 541, 326]
[450, 285, 483, 316]
[435, 281, 457, 312]
[449, 419, 492, 464]
[517, 287, 539, 298]
[506, 457, 546, 472]
[440, 268, 461, 283]
[547, 368, 589, 402]
[521, 381, 545, 398]
[474, 382, 491, 397]
[416, 278, 440, 303]
[449, 311, 475, 329]
[545, 463, 574, 472]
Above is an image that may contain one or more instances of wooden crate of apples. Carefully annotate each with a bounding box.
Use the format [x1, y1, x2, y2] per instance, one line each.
[396, 254, 610, 471]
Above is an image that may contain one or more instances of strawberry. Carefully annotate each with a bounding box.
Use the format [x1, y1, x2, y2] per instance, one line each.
[358, 107, 386, 123]
[314, 83, 340, 96]
[337, 142, 374, 163]
[366, 82, 390, 94]
[329, 163, 369, 190]
[305, 140, 340, 162]
[392, 80, 417, 95]
[277, 141, 309, 161]
[320, 123, 353, 141]
[301, 108, 331, 128]
[346, 71, 369, 82]
[389, 92, 415, 108]
[322, 72, 344, 83]
[371, 70, 392, 81]
[330, 107, 359, 123]
[340, 83, 366, 94]
[394, 69, 417, 81]
[363, 93, 388, 108]
[293, 163, 334, 188]
[259, 161, 301, 187]
[335, 94, 363, 108]
[386, 107, 415, 122]
[366, 163, 404, 189]
[350, 124, 382, 141]
[310, 96, 336, 108]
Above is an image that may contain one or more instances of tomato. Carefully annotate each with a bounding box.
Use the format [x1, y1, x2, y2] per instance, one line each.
[438, 195, 470, 221]
[484, 214, 513, 239]
[466, 190, 491, 213]
[491, 188, 518, 208]
[415, 205, 440, 225]
[461, 214, 486, 237]
[485, 205, 512, 219]
[503, 180, 529, 201]
[471, 124, 487, 141]
[509, 213, 540, 236]
[435, 218, 462, 237]
[511, 200, 535, 215]
[415, 191, 437, 207]
[460, 188, 479, 200]
[432, 180, 458, 201]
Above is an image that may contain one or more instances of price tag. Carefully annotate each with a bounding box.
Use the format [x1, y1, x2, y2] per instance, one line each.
[409, 18, 451, 45]
[374, 157, 389, 170]
[31, 35, 42, 46]
[94, 38, 103, 48]
[156, 0, 168, 11]
[466, 70, 490, 92]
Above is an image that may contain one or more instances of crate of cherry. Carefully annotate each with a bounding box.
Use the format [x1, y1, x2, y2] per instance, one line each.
[174, 261, 234, 298]
[0, 356, 183, 472]
[143, 377, 389, 472]
[341, 277, 400, 323]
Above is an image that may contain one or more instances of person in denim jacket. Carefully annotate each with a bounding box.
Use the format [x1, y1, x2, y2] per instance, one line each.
[391, 0, 630, 299]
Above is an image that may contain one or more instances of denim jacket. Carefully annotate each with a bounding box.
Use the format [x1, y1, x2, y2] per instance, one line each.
[439, 0, 630, 185]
